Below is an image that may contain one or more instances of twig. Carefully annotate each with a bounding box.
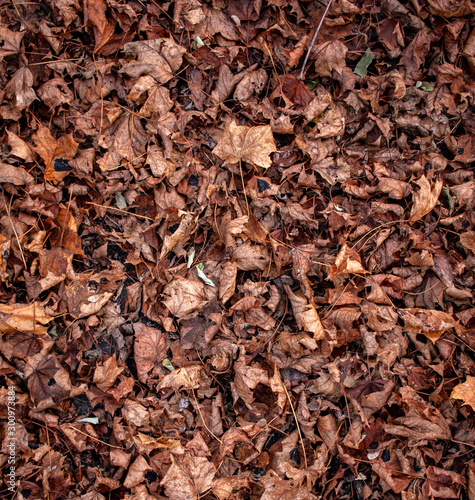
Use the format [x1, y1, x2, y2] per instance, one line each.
[299, 0, 334, 80]
[86, 202, 153, 220]
[192, 389, 223, 444]
[279, 365, 308, 469]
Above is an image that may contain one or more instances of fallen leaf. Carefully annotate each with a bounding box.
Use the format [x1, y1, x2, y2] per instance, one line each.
[161, 455, 216, 500]
[409, 176, 443, 223]
[133, 323, 167, 383]
[0, 161, 34, 185]
[451, 376, 475, 411]
[33, 124, 78, 183]
[285, 285, 325, 339]
[329, 244, 368, 279]
[162, 277, 208, 319]
[213, 120, 276, 169]
[157, 365, 203, 391]
[0, 302, 53, 334]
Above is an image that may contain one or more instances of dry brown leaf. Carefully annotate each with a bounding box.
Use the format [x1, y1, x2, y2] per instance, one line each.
[162, 277, 208, 319]
[219, 261, 237, 304]
[409, 176, 443, 223]
[451, 376, 475, 410]
[93, 356, 124, 392]
[121, 38, 186, 84]
[133, 323, 167, 383]
[460, 232, 475, 253]
[212, 120, 276, 169]
[284, 285, 325, 339]
[123, 455, 150, 489]
[427, 0, 475, 17]
[0, 161, 34, 186]
[84, 0, 115, 53]
[157, 365, 203, 391]
[0, 302, 53, 334]
[161, 455, 216, 500]
[6, 130, 36, 162]
[313, 41, 348, 77]
[329, 244, 368, 279]
[33, 124, 78, 183]
[399, 308, 458, 342]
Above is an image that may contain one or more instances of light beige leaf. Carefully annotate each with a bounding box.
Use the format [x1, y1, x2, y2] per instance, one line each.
[0, 302, 53, 334]
[161, 455, 216, 500]
[399, 308, 457, 342]
[284, 285, 325, 339]
[451, 376, 475, 411]
[7, 130, 36, 162]
[313, 41, 347, 77]
[329, 244, 368, 279]
[133, 323, 167, 383]
[409, 176, 443, 223]
[460, 231, 475, 253]
[157, 365, 203, 391]
[213, 120, 276, 169]
[0, 161, 34, 185]
[162, 277, 207, 319]
[219, 260, 237, 304]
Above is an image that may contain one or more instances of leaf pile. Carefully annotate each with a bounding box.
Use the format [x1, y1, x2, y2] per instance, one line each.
[1, 0, 475, 499]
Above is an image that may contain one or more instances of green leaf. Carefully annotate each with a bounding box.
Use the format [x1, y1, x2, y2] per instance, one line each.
[415, 81, 433, 92]
[162, 358, 175, 371]
[354, 49, 374, 78]
[194, 36, 205, 49]
[305, 80, 317, 90]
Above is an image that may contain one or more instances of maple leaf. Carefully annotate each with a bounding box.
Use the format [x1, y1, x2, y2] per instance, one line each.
[33, 124, 78, 183]
[450, 376, 475, 411]
[212, 120, 277, 169]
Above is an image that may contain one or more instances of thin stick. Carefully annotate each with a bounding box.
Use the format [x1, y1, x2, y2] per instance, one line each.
[279, 367, 308, 469]
[299, 0, 334, 80]
[86, 202, 153, 220]
[192, 389, 223, 444]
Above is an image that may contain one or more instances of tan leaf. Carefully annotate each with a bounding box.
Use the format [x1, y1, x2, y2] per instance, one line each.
[460, 231, 475, 253]
[399, 308, 457, 341]
[133, 323, 167, 383]
[219, 261, 237, 304]
[0, 302, 53, 334]
[123, 455, 150, 489]
[122, 399, 149, 427]
[160, 212, 197, 260]
[427, 0, 475, 17]
[33, 124, 78, 183]
[161, 455, 216, 500]
[5, 67, 37, 111]
[0, 27, 24, 61]
[6, 130, 36, 162]
[157, 365, 203, 391]
[329, 244, 368, 279]
[451, 376, 475, 411]
[213, 120, 276, 169]
[284, 285, 325, 339]
[313, 40, 347, 77]
[0, 161, 34, 186]
[84, 0, 115, 53]
[409, 176, 443, 223]
[93, 356, 124, 392]
[121, 38, 186, 84]
[162, 277, 207, 319]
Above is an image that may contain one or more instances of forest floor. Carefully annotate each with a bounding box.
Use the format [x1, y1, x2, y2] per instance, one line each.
[1, 0, 475, 498]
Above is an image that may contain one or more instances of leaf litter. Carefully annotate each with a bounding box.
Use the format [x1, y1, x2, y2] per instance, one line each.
[0, 0, 475, 499]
